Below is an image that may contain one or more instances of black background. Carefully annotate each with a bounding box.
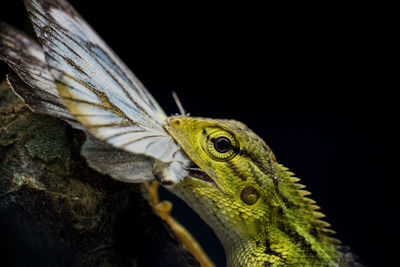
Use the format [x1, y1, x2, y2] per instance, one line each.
[0, 1, 394, 267]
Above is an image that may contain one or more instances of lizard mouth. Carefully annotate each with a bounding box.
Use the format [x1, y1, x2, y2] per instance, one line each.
[186, 161, 216, 186]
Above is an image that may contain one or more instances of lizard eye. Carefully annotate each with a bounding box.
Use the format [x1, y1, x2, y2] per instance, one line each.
[201, 128, 238, 161]
[214, 137, 232, 153]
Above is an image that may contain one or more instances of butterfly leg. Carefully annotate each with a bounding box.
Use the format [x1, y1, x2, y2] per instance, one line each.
[143, 181, 215, 267]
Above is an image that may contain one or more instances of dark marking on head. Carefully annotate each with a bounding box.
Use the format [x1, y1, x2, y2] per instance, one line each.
[248, 162, 263, 186]
[273, 178, 296, 209]
[226, 161, 247, 182]
[277, 206, 284, 216]
[261, 141, 274, 158]
[240, 149, 272, 176]
[278, 222, 318, 257]
[202, 129, 207, 135]
[264, 239, 282, 257]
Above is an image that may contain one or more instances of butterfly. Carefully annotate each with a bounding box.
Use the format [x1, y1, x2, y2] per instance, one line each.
[0, 0, 193, 185]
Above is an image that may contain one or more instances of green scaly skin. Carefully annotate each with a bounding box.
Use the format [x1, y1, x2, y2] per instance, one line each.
[165, 116, 342, 267]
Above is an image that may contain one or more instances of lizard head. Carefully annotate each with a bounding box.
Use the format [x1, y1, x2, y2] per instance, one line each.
[165, 116, 339, 265]
[164, 116, 279, 238]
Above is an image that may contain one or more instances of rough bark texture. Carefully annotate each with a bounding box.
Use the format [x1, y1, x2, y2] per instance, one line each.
[0, 80, 199, 267]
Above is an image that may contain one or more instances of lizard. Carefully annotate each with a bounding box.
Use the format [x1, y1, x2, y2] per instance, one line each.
[165, 116, 346, 266]
[0, 0, 362, 266]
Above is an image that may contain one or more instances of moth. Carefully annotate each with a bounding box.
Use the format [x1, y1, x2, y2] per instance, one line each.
[0, 0, 194, 186]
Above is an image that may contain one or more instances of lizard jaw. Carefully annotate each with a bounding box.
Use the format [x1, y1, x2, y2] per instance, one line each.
[186, 161, 217, 187]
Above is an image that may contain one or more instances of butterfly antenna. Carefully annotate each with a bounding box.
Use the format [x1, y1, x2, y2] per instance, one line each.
[172, 91, 186, 116]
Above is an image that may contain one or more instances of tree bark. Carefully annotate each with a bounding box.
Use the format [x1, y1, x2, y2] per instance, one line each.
[0, 80, 199, 267]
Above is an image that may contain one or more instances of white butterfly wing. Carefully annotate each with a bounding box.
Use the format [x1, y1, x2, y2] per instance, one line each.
[0, 22, 79, 128]
[82, 135, 156, 183]
[24, 0, 187, 163]
[0, 22, 164, 183]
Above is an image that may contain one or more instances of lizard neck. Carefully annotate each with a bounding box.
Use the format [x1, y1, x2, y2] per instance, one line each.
[170, 163, 340, 266]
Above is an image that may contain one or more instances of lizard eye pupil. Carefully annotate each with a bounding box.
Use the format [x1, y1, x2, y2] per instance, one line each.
[203, 129, 238, 160]
[214, 137, 232, 153]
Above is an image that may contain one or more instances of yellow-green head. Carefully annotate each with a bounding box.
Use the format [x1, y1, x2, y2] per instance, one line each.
[165, 116, 340, 267]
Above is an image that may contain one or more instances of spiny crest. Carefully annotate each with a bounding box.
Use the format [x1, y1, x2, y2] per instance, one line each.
[283, 168, 340, 244]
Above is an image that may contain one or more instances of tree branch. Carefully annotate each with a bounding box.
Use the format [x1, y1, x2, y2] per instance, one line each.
[0, 80, 199, 267]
